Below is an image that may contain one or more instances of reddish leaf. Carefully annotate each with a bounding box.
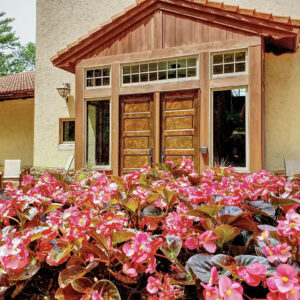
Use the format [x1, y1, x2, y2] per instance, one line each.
[92, 280, 121, 300]
[71, 277, 93, 293]
[112, 230, 136, 245]
[55, 284, 82, 300]
[109, 270, 138, 284]
[214, 225, 240, 247]
[58, 265, 87, 288]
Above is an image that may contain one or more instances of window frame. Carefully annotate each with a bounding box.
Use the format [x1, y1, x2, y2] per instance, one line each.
[210, 48, 248, 79]
[84, 65, 112, 89]
[84, 98, 112, 170]
[59, 118, 75, 145]
[120, 55, 199, 87]
[209, 86, 250, 172]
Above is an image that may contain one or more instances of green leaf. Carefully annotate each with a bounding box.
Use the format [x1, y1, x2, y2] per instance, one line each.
[214, 224, 240, 247]
[9, 257, 40, 281]
[42, 203, 63, 215]
[186, 254, 215, 283]
[163, 188, 175, 204]
[125, 198, 139, 212]
[111, 230, 136, 245]
[245, 200, 276, 217]
[27, 226, 50, 242]
[270, 193, 300, 206]
[235, 255, 276, 274]
[186, 205, 224, 218]
[147, 193, 161, 203]
[71, 277, 93, 293]
[92, 280, 121, 300]
[58, 265, 87, 288]
[50, 242, 73, 265]
[160, 235, 182, 262]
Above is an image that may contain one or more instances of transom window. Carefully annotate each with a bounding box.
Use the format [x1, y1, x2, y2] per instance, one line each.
[211, 50, 247, 77]
[121, 56, 198, 85]
[86, 67, 110, 88]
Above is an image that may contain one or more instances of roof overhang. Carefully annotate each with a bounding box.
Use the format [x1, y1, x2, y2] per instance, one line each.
[0, 90, 34, 102]
[51, 0, 300, 73]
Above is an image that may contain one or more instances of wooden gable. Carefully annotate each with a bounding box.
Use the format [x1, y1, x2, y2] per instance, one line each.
[52, 0, 300, 73]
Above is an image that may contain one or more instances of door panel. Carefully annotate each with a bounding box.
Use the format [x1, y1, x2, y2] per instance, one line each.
[161, 90, 199, 171]
[120, 94, 154, 175]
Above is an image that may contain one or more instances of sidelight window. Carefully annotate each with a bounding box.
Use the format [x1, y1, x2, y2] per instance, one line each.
[212, 88, 248, 169]
[86, 100, 110, 168]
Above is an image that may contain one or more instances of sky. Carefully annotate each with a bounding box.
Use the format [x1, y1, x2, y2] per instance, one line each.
[1, 0, 36, 45]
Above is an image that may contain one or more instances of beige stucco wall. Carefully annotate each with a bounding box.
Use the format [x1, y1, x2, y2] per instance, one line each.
[35, 0, 135, 168]
[36, 0, 300, 171]
[0, 99, 34, 167]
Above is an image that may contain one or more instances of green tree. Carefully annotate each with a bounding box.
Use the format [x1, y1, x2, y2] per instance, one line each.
[0, 12, 35, 76]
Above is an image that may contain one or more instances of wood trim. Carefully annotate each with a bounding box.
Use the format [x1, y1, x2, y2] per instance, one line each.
[249, 44, 263, 172]
[78, 37, 261, 68]
[75, 65, 84, 170]
[209, 75, 249, 89]
[154, 92, 160, 164]
[59, 118, 75, 144]
[120, 80, 200, 95]
[199, 52, 210, 172]
[111, 63, 120, 175]
[83, 88, 112, 99]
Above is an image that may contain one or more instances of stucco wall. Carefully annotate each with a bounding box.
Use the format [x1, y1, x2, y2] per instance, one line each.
[35, 0, 135, 168]
[215, 0, 300, 170]
[36, 0, 300, 171]
[0, 99, 34, 167]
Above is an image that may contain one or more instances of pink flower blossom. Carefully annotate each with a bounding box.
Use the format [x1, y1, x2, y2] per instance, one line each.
[238, 262, 267, 286]
[263, 243, 292, 263]
[147, 276, 162, 294]
[185, 231, 219, 253]
[219, 276, 243, 300]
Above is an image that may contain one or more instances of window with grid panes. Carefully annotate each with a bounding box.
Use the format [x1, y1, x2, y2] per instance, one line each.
[212, 51, 247, 77]
[86, 67, 110, 88]
[121, 57, 198, 85]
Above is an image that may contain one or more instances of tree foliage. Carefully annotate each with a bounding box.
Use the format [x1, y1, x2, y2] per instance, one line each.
[0, 12, 35, 76]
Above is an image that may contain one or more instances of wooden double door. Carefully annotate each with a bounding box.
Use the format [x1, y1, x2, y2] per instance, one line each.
[120, 90, 199, 175]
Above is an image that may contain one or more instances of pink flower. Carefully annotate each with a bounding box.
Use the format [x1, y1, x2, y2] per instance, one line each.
[91, 290, 104, 300]
[199, 231, 219, 253]
[267, 264, 298, 294]
[238, 262, 266, 286]
[203, 285, 221, 300]
[219, 276, 243, 300]
[147, 276, 162, 294]
[258, 226, 270, 241]
[263, 243, 292, 263]
[122, 262, 138, 278]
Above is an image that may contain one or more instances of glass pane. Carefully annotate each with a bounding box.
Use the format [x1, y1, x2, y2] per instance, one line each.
[235, 52, 246, 62]
[178, 69, 187, 78]
[86, 100, 110, 166]
[86, 79, 94, 87]
[94, 69, 102, 77]
[87, 70, 94, 78]
[158, 61, 167, 70]
[123, 66, 130, 75]
[158, 71, 167, 80]
[187, 68, 196, 77]
[103, 68, 110, 76]
[224, 64, 234, 73]
[141, 73, 148, 82]
[63, 121, 75, 142]
[168, 60, 177, 69]
[123, 75, 130, 84]
[224, 53, 234, 63]
[103, 77, 110, 86]
[149, 63, 157, 71]
[149, 72, 157, 81]
[177, 59, 187, 68]
[168, 70, 176, 79]
[213, 54, 223, 64]
[187, 58, 197, 67]
[213, 89, 246, 168]
[132, 74, 139, 83]
[95, 78, 102, 86]
[131, 65, 139, 74]
[140, 64, 148, 73]
[213, 65, 223, 75]
[235, 63, 246, 73]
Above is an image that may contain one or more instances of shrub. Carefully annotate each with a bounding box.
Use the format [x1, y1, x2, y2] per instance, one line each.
[0, 158, 299, 299]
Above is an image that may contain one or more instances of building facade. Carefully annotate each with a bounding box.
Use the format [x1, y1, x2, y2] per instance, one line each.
[35, 0, 300, 173]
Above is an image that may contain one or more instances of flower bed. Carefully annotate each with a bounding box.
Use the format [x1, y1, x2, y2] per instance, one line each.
[0, 158, 299, 299]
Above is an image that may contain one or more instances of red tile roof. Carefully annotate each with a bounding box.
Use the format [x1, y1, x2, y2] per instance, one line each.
[0, 71, 35, 100]
[52, 0, 300, 73]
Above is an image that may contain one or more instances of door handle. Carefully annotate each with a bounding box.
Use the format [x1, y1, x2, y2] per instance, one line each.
[149, 147, 153, 166]
[161, 147, 165, 163]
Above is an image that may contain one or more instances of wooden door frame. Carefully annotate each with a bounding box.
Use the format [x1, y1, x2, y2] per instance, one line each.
[75, 37, 263, 174]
